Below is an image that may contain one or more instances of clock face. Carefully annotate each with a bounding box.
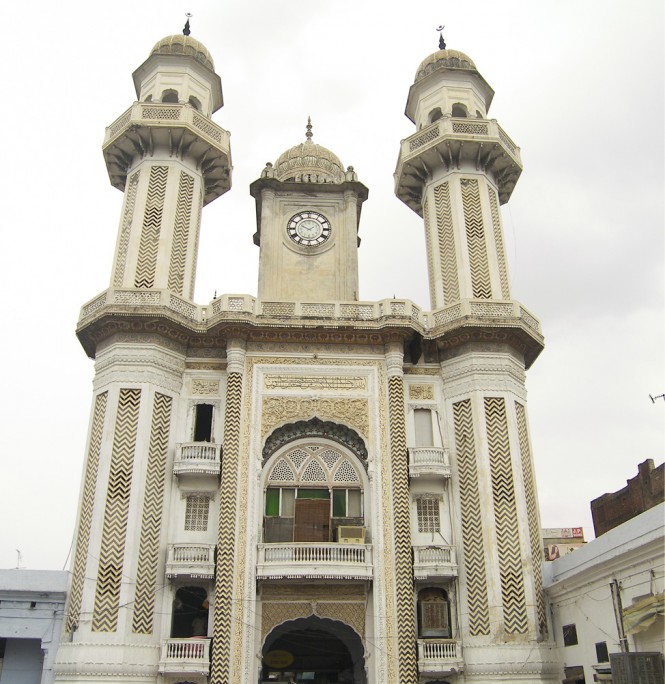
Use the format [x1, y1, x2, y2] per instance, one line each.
[287, 212, 331, 246]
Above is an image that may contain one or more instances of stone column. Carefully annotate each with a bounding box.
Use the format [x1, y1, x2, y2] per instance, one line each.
[385, 339, 418, 683]
[210, 337, 246, 684]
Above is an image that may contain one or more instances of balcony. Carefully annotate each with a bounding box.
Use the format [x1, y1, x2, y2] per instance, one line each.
[166, 544, 215, 580]
[413, 545, 458, 579]
[104, 103, 231, 205]
[417, 639, 464, 676]
[409, 447, 451, 479]
[173, 443, 221, 477]
[256, 543, 373, 581]
[159, 638, 210, 677]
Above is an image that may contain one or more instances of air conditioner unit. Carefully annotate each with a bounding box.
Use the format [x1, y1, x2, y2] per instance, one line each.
[338, 526, 365, 544]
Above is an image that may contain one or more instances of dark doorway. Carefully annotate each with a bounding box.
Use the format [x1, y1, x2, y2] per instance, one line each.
[193, 404, 213, 442]
[171, 587, 209, 638]
[262, 616, 365, 683]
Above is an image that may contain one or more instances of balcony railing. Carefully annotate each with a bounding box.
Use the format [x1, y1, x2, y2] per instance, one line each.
[417, 639, 464, 675]
[413, 545, 458, 578]
[158, 638, 210, 676]
[173, 443, 221, 477]
[256, 543, 373, 580]
[166, 544, 215, 579]
[408, 447, 451, 479]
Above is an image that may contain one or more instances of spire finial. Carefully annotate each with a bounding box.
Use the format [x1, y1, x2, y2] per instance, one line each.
[436, 24, 446, 50]
[306, 116, 313, 141]
[183, 13, 192, 36]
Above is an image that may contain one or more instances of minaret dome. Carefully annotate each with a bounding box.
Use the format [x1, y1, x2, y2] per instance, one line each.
[406, 48, 494, 129]
[132, 34, 223, 116]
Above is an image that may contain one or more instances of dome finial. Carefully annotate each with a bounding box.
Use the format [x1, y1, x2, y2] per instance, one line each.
[306, 116, 313, 141]
[436, 24, 446, 50]
[183, 12, 192, 36]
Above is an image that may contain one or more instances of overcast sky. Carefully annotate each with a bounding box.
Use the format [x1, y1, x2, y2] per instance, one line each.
[0, 1, 662, 571]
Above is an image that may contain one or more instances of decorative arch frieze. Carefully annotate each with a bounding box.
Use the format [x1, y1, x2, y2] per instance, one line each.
[262, 417, 368, 466]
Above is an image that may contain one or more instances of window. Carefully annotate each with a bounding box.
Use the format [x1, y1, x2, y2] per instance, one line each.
[263, 445, 364, 543]
[414, 409, 434, 447]
[171, 586, 208, 638]
[332, 489, 362, 517]
[185, 495, 210, 531]
[162, 89, 179, 103]
[416, 496, 440, 533]
[188, 96, 201, 111]
[428, 107, 443, 124]
[418, 588, 452, 638]
[562, 623, 578, 646]
[451, 103, 468, 117]
[193, 404, 213, 442]
[595, 641, 609, 663]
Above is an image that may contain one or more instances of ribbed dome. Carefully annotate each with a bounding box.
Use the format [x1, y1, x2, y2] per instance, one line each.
[150, 35, 215, 71]
[415, 49, 476, 83]
[274, 121, 345, 183]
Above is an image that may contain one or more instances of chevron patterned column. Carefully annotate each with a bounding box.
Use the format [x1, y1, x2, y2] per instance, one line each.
[210, 339, 246, 684]
[385, 341, 418, 684]
[453, 398, 491, 636]
[435, 180, 459, 306]
[132, 392, 172, 634]
[134, 165, 168, 289]
[461, 177, 492, 299]
[515, 401, 547, 635]
[92, 388, 141, 632]
[167, 171, 194, 296]
[66, 391, 108, 633]
[485, 396, 528, 635]
[112, 171, 140, 288]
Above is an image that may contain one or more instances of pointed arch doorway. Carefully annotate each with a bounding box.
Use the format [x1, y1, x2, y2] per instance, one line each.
[262, 615, 366, 683]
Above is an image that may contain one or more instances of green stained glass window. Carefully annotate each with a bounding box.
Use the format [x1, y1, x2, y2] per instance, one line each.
[265, 488, 279, 516]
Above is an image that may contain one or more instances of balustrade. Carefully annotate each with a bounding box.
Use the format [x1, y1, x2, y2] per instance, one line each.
[159, 638, 210, 675]
[257, 542, 373, 580]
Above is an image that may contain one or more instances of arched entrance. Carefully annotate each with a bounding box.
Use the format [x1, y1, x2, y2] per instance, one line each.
[262, 616, 366, 683]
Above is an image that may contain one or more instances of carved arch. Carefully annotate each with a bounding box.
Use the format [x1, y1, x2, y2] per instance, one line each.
[262, 417, 368, 466]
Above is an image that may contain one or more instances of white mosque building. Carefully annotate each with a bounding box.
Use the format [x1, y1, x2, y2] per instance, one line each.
[53, 29, 559, 684]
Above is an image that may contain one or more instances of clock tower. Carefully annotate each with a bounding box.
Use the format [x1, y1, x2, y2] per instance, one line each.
[250, 120, 368, 302]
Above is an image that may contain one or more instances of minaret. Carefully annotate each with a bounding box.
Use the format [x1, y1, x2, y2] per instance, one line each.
[250, 119, 368, 302]
[395, 38, 557, 681]
[55, 31, 231, 683]
[104, 34, 230, 299]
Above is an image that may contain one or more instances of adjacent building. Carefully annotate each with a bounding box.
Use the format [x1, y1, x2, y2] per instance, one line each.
[544, 503, 664, 683]
[53, 31, 559, 683]
[0, 569, 68, 684]
[591, 459, 664, 537]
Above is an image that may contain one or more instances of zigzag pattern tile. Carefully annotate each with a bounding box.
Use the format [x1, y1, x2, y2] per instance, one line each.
[388, 375, 418, 683]
[488, 186, 511, 299]
[66, 392, 107, 632]
[516, 401, 547, 634]
[423, 198, 436, 307]
[113, 170, 140, 287]
[132, 392, 172, 634]
[167, 171, 194, 295]
[461, 178, 492, 299]
[134, 165, 168, 289]
[453, 399, 490, 636]
[210, 371, 243, 683]
[92, 388, 141, 632]
[189, 196, 203, 300]
[485, 397, 528, 635]
[435, 182, 460, 304]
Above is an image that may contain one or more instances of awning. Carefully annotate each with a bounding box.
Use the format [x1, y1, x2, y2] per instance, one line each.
[623, 592, 665, 635]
